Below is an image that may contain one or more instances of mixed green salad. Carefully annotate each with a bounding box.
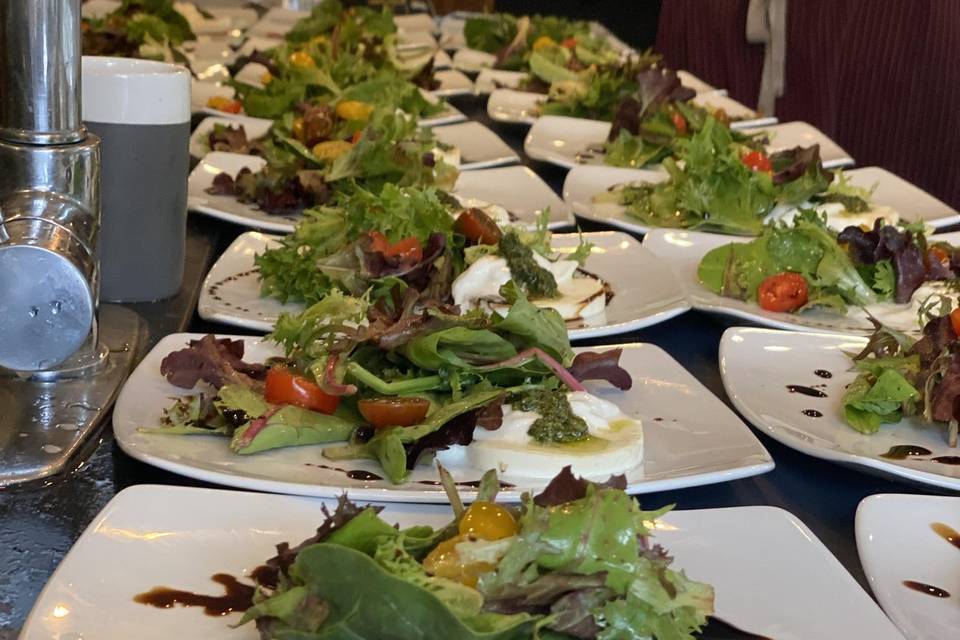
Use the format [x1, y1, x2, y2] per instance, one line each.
[225, 0, 441, 118]
[205, 109, 456, 216]
[135, 467, 714, 638]
[465, 13, 628, 74]
[697, 210, 959, 315]
[842, 300, 960, 446]
[594, 116, 848, 234]
[148, 234, 630, 483]
[82, 0, 195, 61]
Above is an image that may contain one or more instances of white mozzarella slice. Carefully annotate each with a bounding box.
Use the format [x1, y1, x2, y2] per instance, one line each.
[438, 392, 643, 479]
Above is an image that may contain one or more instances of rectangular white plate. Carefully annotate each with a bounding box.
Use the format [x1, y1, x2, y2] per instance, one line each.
[187, 152, 302, 233]
[525, 116, 854, 169]
[22, 488, 902, 640]
[452, 164, 573, 229]
[187, 156, 567, 233]
[189, 115, 274, 158]
[451, 47, 497, 72]
[430, 121, 520, 169]
[565, 164, 960, 235]
[487, 89, 541, 125]
[430, 69, 475, 97]
[487, 89, 773, 129]
[857, 494, 960, 640]
[475, 68, 528, 94]
[394, 13, 437, 33]
[197, 230, 691, 339]
[112, 337, 772, 502]
[720, 327, 960, 491]
[644, 228, 960, 335]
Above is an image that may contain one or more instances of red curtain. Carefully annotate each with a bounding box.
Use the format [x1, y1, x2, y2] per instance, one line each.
[656, 0, 960, 210]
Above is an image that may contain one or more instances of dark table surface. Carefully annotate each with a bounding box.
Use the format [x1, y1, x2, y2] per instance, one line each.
[0, 93, 947, 638]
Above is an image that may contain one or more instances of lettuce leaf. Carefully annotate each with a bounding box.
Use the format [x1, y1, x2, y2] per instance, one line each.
[842, 368, 920, 434]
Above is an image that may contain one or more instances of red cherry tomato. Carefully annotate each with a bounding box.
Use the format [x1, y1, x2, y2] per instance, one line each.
[358, 396, 430, 429]
[741, 150, 773, 172]
[950, 308, 960, 337]
[455, 208, 502, 245]
[671, 111, 688, 135]
[265, 368, 340, 413]
[757, 272, 809, 313]
[367, 232, 423, 262]
[929, 245, 952, 270]
[562, 37, 577, 49]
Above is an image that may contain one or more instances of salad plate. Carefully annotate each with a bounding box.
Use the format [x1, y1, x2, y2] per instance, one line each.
[525, 116, 854, 170]
[189, 115, 273, 158]
[429, 69, 475, 97]
[565, 165, 960, 235]
[432, 47, 453, 69]
[187, 157, 569, 233]
[393, 12, 438, 34]
[643, 229, 960, 335]
[428, 121, 520, 170]
[474, 68, 528, 94]
[21, 486, 903, 640]
[856, 494, 960, 640]
[720, 327, 960, 491]
[197, 230, 691, 338]
[113, 336, 772, 502]
[451, 47, 498, 73]
[187, 152, 303, 233]
[488, 89, 774, 129]
[451, 165, 574, 229]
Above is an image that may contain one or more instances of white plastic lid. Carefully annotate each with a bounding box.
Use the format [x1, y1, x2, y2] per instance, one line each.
[81, 56, 191, 125]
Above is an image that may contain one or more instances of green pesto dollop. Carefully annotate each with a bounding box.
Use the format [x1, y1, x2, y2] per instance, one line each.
[498, 232, 558, 298]
[514, 389, 588, 444]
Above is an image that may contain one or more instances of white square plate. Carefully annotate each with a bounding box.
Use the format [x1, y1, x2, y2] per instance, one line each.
[430, 69, 475, 96]
[189, 115, 274, 158]
[21, 488, 902, 640]
[486, 89, 773, 129]
[487, 89, 541, 125]
[525, 116, 854, 169]
[187, 152, 301, 233]
[430, 121, 519, 169]
[187, 157, 567, 233]
[451, 47, 497, 72]
[475, 68, 528, 94]
[197, 230, 691, 338]
[565, 164, 960, 235]
[451, 165, 573, 229]
[720, 327, 960, 491]
[644, 229, 960, 335]
[112, 337, 772, 502]
[394, 13, 437, 33]
[856, 494, 960, 640]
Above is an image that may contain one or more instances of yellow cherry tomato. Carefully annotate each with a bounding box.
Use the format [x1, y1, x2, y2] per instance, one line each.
[260, 71, 272, 85]
[288, 50, 315, 68]
[335, 100, 374, 122]
[291, 117, 305, 141]
[206, 96, 242, 114]
[532, 35, 557, 51]
[458, 501, 518, 541]
[421, 534, 495, 587]
[311, 139, 353, 160]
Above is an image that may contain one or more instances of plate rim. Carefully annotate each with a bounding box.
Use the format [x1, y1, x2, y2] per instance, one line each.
[196, 229, 693, 338]
[719, 326, 960, 491]
[113, 336, 773, 503]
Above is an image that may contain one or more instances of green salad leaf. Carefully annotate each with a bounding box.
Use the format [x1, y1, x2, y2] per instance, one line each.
[842, 368, 920, 434]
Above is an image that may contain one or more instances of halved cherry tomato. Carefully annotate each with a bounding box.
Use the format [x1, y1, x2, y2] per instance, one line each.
[206, 96, 242, 114]
[561, 37, 578, 49]
[930, 245, 952, 270]
[367, 231, 423, 261]
[757, 272, 809, 312]
[671, 111, 688, 135]
[358, 396, 430, 429]
[455, 208, 502, 245]
[950, 308, 960, 337]
[265, 368, 340, 414]
[459, 501, 518, 540]
[421, 533, 495, 587]
[741, 150, 773, 173]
